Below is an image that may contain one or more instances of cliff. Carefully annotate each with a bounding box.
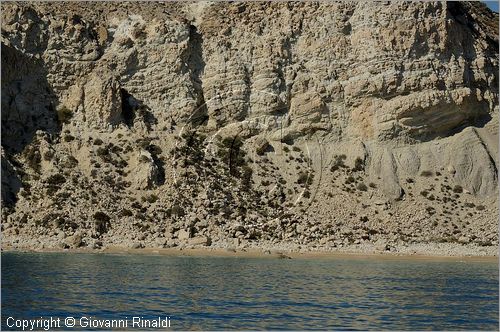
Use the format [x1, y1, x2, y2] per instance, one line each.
[1, 1, 498, 254]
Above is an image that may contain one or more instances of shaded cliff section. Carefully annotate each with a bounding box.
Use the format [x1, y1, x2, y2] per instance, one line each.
[1, 43, 60, 207]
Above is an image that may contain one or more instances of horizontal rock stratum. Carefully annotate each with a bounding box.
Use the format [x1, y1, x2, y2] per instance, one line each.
[1, 1, 498, 254]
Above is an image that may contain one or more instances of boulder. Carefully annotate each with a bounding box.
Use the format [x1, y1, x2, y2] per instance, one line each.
[64, 232, 82, 248]
[177, 229, 191, 241]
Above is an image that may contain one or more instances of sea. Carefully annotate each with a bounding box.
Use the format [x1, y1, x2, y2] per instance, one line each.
[1, 252, 498, 330]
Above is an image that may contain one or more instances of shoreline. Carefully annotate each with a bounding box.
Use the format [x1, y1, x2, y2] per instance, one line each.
[3, 245, 498, 262]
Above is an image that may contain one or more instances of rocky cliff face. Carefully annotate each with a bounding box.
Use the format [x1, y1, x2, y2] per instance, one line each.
[1, 1, 498, 252]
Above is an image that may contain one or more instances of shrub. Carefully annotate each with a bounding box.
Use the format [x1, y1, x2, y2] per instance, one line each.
[93, 138, 103, 146]
[96, 147, 109, 157]
[406, 178, 414, 184]
[345, 176, 355, 184]
[144, 194, 159, 204]
[256, 141, 269, 156]
[63, 135, 75, 142]
[23, 144, 41, 171]
[171, 204, 185, 217]
[420, 190, 429, 197]
[137, 138, 152, 149]
[120, 209, 133, 217]
[453, 185, 463, 193]
[57, 106, 73, 124]
[426, 206, 436, 215]
[217, 136, 246, 176]
[292, 146, 301, 152]
[369, 182, 377, 188]
[476, 205, 485, 211]
[282, 146, 290, 153]
[64, 156, 78, 168]
[241, 165, 253, 188]
[93, 212, 111, 234]
[46, 174, 66, 186]
[297, 172, 309, 185]
[420, 170, 433, 177]
[353, 157, 364, 172]
[139, 155, 150, 163]
[43, 151, 54, 161]
[356, 183, 368, 191]
[147, 144, 162, 155]
[331, 155, 346, 172]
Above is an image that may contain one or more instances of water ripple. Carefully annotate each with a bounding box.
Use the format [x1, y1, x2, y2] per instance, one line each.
[1, 253, 498, 330]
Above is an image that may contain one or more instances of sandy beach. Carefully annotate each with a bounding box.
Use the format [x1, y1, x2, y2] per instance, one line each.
[3, 244, 498, 263]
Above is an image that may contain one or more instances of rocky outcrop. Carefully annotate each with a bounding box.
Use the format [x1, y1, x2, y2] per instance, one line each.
[1, 2, 498, 252]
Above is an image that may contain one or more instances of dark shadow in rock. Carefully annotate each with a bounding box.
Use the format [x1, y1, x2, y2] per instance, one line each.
[1, 153, 22, 207]
[1, 43, 60, 207]
[1, 43, 59, 154]
[120, 88, 137, 127]
[185, 24, 208, 128]
[144, 144, 165, 186]
[120, 88, 157, 130]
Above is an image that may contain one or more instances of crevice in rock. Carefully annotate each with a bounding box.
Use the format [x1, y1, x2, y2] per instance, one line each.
[120, 88, 136, 127]
[185, 24, 208, 128]
[120, 89, 158, 130]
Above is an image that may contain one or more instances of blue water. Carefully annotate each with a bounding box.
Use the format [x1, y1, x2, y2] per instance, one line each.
[1, 252, 498, 330]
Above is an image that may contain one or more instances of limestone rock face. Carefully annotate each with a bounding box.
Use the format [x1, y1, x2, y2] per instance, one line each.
[1, 2, 498, 250]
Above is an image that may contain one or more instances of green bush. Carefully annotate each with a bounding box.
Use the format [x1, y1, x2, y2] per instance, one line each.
[453, 185, 463, 193]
